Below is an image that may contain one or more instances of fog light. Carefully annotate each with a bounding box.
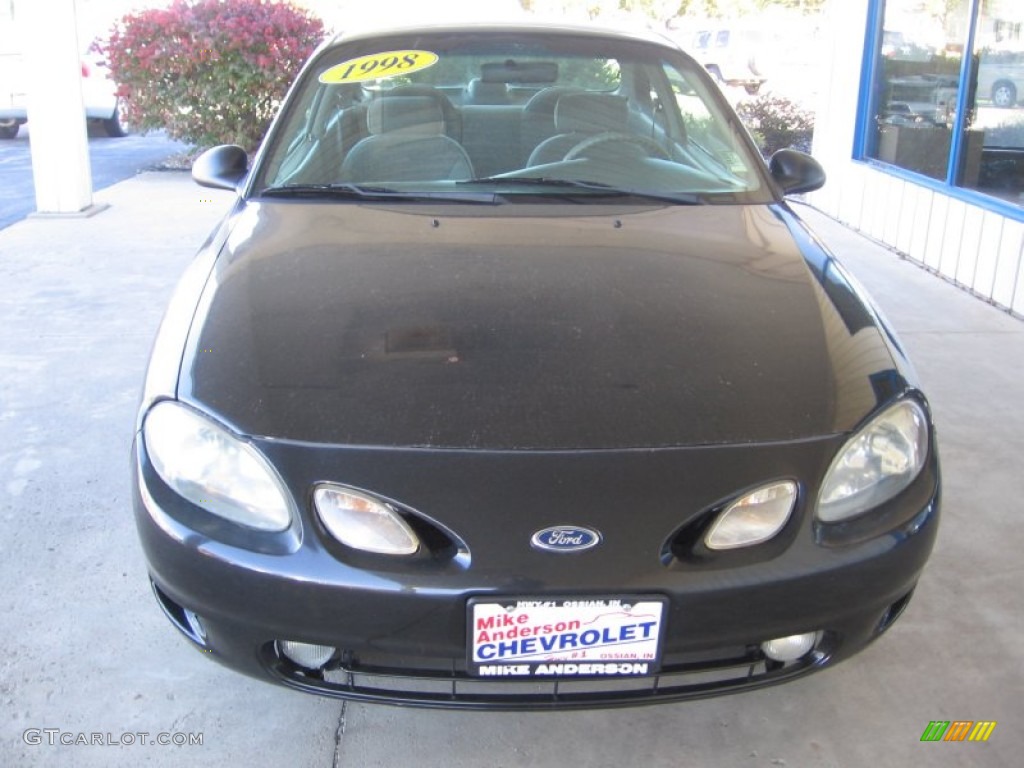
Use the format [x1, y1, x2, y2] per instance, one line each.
[761, 632, 817, 662]
[278, 640, 336, 670]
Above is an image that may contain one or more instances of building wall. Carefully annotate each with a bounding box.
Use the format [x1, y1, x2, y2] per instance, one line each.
[809, 0, 1024, 317]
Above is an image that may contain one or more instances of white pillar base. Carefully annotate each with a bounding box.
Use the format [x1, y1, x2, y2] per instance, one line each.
[27, 203, 109, 220]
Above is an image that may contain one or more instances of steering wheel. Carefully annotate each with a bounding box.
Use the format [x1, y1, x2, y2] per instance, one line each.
[564, 132, 671, 162]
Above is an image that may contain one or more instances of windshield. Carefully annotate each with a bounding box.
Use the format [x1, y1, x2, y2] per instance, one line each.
[254, 30, 771, 204]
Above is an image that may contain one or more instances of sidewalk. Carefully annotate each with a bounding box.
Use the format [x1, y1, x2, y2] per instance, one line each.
[0, 173, 343, 766]
[0, 173, 1020, 767]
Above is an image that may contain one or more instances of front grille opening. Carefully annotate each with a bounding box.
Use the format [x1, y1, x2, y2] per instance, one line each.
[262, 642, 827, 709]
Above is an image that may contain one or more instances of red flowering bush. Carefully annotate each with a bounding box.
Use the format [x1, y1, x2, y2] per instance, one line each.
[105, 0, 324, 151]
[735, 93, 815, 157]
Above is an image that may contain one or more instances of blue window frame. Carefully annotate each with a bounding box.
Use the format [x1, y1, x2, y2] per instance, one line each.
[857, 0, 1024, 221]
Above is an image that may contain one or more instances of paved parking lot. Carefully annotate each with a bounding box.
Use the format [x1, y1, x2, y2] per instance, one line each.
[0, 173, 1020, 767]
[0, 125, 185, 230]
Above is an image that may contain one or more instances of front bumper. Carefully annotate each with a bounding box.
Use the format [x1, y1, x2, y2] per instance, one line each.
[132, 431, 940, 709]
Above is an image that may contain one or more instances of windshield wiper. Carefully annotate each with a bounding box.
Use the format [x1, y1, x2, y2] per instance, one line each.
[457, 177, 703, 205]
[258, 183, 497, 204]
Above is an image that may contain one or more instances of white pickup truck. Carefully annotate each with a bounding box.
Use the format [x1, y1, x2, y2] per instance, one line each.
[0, 45, 126, 139]
[680, 27, 767, 96]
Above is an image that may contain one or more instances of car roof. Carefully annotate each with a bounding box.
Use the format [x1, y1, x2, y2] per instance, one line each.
[325, 19, 681, 51]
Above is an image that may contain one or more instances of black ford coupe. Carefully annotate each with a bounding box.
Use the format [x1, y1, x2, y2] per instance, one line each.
[132, 20, 940, 709]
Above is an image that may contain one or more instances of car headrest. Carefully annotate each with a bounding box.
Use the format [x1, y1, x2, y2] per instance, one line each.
[554, 93, 628, 134]
[467, 78, 509, 104]
[367, 96, 445, 136]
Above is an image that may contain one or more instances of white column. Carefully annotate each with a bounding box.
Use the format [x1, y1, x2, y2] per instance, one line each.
[24, 0, 95, 215]
[809, 0, 871, 218]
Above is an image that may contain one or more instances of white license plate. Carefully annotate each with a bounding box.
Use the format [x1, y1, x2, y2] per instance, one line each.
[467, 596, 666, 678]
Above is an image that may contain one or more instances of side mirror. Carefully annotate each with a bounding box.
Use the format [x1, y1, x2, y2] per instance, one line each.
[192, 145, 248, 190]
[769, 148, 826, 195]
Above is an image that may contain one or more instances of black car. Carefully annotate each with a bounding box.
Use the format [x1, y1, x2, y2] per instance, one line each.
[132, 20, 940, 709]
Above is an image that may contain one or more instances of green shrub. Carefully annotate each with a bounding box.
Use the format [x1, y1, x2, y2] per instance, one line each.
[105, 0, 324, 151]
[735, 92, 815, 156]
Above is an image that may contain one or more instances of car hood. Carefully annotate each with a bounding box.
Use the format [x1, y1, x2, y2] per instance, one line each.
[178, 201, 908, 450]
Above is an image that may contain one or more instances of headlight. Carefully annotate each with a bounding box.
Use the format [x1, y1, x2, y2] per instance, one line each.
[704, 480, 797, 550]
[817, 399, 929, 523]
[143, 401, 292, 531]
[314, 484, 420, 555]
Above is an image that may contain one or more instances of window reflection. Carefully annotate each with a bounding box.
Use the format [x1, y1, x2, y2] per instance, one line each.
[869, 0, 970, 181]
[962, 3, 1024, 203]
[867, 0, 1024, 206]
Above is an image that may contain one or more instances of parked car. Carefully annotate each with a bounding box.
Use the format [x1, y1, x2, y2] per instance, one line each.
[881, 74, 959, 125]
[132, 19, 940, 709]
[687, 27, 766, 94]
[0, 48, 127, 139]
[977, 49, 1024, 108]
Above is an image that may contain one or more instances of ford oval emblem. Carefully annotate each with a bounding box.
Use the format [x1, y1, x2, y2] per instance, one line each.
[531, 526, 602, 552]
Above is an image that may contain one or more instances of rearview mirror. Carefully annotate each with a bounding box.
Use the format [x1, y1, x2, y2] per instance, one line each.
[769, 149, 826, 195]
[192, 145, 248, 191]
[481, 60, 558, 84]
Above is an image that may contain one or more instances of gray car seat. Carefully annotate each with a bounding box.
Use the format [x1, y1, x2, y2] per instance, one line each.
[340, 96, 474, 182]
[526, 92, 629, 167]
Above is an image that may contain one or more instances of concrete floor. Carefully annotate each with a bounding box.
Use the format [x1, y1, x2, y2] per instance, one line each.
[0, 175, 1020, 767]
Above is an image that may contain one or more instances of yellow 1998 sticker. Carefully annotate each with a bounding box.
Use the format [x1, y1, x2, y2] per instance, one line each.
[319, 50, 439, 84]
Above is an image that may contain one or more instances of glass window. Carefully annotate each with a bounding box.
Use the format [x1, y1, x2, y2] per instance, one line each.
[863, 0, 1024, 208]
[961, 2, 1024, 203]
[255, 31, 769, 203]
[867, 0, 971, 181]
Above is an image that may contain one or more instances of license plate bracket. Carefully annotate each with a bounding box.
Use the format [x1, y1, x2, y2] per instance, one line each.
[467, 596, 667, 678]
